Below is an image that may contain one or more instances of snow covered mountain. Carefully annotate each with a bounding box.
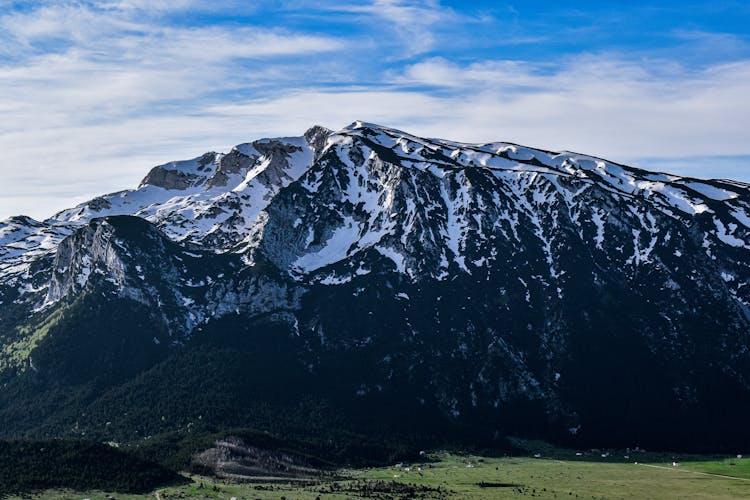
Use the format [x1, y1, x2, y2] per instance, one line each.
[2, 121, 750, 450]
[5, 121, 750, 306]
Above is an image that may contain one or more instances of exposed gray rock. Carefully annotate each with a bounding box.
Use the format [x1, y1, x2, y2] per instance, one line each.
[304, 124, 333, 161]
[139, 152, 217, 189]
[205, 149, 257, 189]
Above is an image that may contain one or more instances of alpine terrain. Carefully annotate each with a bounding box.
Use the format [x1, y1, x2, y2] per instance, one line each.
[2, 121, 750, 458]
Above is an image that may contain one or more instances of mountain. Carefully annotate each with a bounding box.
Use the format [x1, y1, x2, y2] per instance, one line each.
[2, 121, 750, 456]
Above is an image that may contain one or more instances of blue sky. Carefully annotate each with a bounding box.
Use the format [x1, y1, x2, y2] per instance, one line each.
[1, 0, 749, 219]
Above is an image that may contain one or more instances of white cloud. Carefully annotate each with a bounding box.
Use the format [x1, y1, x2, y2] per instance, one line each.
[5, 55, 750, 219]
[388, 56, 750, 159]
[1, 2, 749, 220]
[324, 0, 472, 56]
[0, 4, 140, 48]
[0, 2, 346, 219]
[100, 0, 200, 11]
[1, 3, 341, 59]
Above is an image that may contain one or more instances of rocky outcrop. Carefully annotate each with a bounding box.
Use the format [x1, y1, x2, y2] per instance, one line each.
[139, 152, 217, 190]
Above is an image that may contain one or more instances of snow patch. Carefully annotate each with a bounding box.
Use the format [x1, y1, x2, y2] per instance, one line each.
[375, 245, 407, 274]
[713, 218, 746, 248]
[294, 217, 358, 272]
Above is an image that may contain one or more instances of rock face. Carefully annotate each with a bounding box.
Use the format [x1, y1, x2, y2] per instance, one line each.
[192, 437, 321, 478]
[45, 218, 126, 304]
[1, 121, 750, 450]
[140, 152, 219, 190]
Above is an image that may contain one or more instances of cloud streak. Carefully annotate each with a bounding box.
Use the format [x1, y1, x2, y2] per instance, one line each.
[1, 1, 749, 220]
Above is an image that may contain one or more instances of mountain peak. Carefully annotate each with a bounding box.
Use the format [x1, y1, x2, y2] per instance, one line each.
[2, 121, 750, 300]
[304, 125, 333, 160]
[138, 151, 218, 190]
[3, 122, 750, 451]
[340, 120, 413, 136]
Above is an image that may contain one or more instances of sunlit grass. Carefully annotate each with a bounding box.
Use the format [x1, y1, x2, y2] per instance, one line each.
[15, 448, 750, 499]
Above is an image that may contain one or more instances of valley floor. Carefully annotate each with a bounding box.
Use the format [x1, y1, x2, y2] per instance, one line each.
[11, 450, 750, 500]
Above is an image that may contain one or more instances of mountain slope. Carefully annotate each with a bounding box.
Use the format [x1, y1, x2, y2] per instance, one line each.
[1, 121, 750, 452]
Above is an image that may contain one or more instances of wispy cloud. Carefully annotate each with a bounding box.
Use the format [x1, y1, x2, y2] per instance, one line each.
[1, 1, 749, 220]
[388, 56, 750, 158]
[100, 0, 202, 11]
[321, 0, 484, 56]
[339, 0, 447, 54]
[4, 54, 750, 219]
[0, 1, 346, 219]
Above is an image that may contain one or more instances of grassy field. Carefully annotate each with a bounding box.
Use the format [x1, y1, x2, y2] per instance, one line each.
[11, 448, 750, 499]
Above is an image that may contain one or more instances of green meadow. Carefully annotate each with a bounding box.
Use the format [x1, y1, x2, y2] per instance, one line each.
[13, 447, 750, 500]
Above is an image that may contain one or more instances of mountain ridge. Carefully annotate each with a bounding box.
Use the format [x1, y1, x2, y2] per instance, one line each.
[2, 121, 750, 453]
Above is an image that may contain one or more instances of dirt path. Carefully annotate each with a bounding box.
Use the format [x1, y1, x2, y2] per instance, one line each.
[639, 463, 750, 482]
